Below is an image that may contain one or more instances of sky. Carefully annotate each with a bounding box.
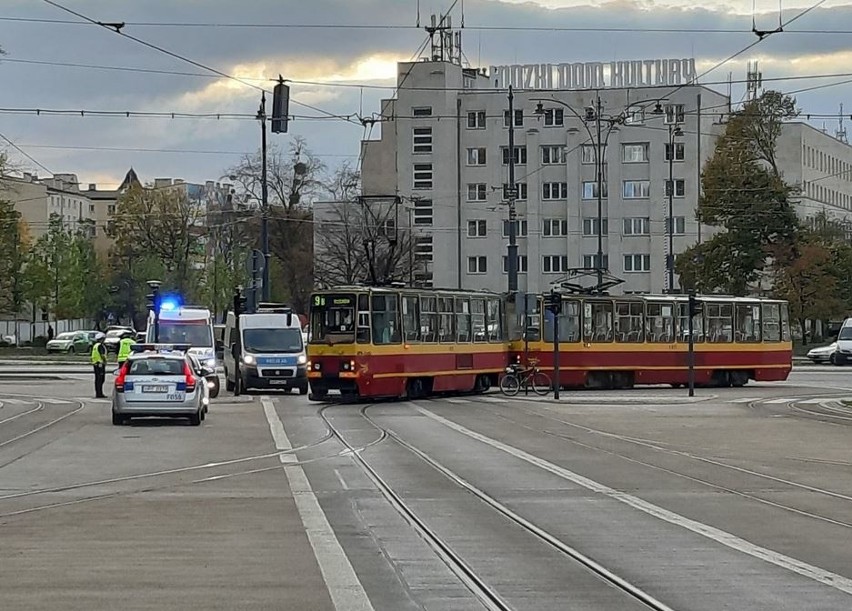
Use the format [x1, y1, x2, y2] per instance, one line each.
[2, 0, 852, 188]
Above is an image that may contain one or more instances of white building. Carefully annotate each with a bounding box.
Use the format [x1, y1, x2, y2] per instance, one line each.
[359, 54, 730, 295]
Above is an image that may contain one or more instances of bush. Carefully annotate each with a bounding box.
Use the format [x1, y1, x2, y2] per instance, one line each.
[31, 336, 48, 348]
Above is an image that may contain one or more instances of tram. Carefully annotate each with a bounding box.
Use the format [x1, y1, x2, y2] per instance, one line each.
[515, 293, 793, 388]
[306, 285, 793, 400]
[306, 286, 508, 400]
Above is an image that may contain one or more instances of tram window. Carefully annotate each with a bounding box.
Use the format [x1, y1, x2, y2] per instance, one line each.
[402, 295, 421, 342]
[523, 295, 541, 341]
[358, 294, 370, 311]
[421, 296, 438, 342]
[736, 303, 761, 342]
[438, 297, 454, 343]
[544, 300, 580, 342]
[486, 298, 502, 342]
[646, 303, 675, 343]
[456, 298, 471, 342]
[371, 294, 401, 345]
[706, 303, 733, 343]
[615, 301, 644, 343]
[583, 301, 613, 343]
[677, 303, 704, 343]
[357, 312, 371, 343]
[762, 303, 781, 341]
[780, 303, 791, 341]
[471, 299, 487, 342]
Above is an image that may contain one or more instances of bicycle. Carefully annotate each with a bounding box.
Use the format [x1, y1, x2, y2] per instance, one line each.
[499, 362, 552, 396]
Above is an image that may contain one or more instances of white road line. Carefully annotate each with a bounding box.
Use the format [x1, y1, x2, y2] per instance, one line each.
[479, 396, 508, 403]
[764, 398, 793, 404]
[1, 398, 31, 405]
[444, 398, 471, 404]
[412, 403, 852, 596]
[261, 398, 373, 611]
[726, 398, 761, 403]
[73, 398, 110, 404]
[799, 398, 836, 405]
[39, 398, 71, 405]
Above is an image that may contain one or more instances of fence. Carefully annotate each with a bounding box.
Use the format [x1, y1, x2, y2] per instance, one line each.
[0, 319, 94, 345]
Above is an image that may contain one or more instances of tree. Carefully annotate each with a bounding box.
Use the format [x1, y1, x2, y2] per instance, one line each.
[109, 183, 205, 296]
[0, 197, 28, 316]
[676, 91, 800, 295]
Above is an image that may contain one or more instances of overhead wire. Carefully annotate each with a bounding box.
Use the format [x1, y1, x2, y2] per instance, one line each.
[0, 132, 53, 175]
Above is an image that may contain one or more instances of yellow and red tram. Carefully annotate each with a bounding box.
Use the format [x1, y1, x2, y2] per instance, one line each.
[514, 294, 792, 388]
[306, 287, 509, 400]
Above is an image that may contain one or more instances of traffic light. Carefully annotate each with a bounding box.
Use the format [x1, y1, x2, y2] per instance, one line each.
[145, 285, 161, 313]
[271, 78, 289, 134]
[688, 292, 702, 318]
[233, 288, 247, 317]
[544, 290, 562, 315]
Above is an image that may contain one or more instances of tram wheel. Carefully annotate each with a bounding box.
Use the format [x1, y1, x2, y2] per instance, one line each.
[407, 378, 425, 400]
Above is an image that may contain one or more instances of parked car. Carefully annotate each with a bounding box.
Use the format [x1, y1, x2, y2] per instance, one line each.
[104, 328, 135, 354]
[807, 342, 837, 364]
[46, 331, 93, 354]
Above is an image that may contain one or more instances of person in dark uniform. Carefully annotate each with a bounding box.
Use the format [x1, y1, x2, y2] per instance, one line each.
[91, 335, 107, 398]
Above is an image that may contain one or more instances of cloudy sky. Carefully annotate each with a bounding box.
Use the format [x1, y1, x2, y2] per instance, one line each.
[1, 0, 852, 188]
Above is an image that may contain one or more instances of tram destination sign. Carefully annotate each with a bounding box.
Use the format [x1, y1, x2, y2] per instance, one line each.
[489, 58, 696, 90]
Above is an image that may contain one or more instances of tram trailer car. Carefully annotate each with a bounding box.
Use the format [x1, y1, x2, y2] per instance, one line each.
[307, 287, 509, 400]
[513, 294, 793, 389]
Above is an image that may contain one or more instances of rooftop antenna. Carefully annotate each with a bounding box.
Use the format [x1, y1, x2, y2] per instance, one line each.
[727, 72, 733, 111]
[837, 103, 848, 144]
[746, 61, 763, 101]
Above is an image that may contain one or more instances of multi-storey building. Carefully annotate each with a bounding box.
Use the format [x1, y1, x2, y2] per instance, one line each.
[360, 55, 728, 294]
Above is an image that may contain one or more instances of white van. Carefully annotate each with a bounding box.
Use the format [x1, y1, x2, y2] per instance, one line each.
[834, 318, 852, 365]
[223, 306, 308, 394]
[147, 305, 219, 397]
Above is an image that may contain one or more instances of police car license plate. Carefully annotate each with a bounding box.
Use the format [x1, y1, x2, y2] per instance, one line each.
[143, 385, 168, 393]
[269, 380, 288, 386]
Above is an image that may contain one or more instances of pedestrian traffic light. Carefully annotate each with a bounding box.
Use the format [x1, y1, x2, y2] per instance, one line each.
[233, 288, 247, 317]
[544, 290, 562, 315]
[688, 292, 702, 318]
[271, 78, 289, 134]
[145, 286, 160, 313]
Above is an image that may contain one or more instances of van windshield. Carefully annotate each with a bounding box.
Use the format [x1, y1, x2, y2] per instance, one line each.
[839, 328, 852, 340]
[243, 328, 302, 353]
[154, 322, 213, 347]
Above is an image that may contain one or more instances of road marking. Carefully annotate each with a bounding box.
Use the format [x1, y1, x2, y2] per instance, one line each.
[412, 403, 852, 596]
[1, 398, 32, 405]
[444, 398, 471, 404]
[764, 398, 792, 404]
[726, 397, 761, 403]
[799, 398, 835, 404]
[334, 469, 349, 490]
[479, 396, 508, 403]
[39, 398, 71, 405]
[73, 397, 110, 404]
[261, 398, 373, 611]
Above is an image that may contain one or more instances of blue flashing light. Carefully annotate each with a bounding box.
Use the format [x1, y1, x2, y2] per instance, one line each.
[159, 299, 178, 312]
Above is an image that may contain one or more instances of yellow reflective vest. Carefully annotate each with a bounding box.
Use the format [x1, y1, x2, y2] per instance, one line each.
[117, 337, 136, 362]
[91, 342, 104, 365]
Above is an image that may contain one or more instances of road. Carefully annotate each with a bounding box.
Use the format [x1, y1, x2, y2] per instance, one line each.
[1, 367, 851, 609]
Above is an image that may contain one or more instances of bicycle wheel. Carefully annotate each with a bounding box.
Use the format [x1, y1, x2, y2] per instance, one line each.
[531, 371, 552, 396]
[500, 373, 521, 396]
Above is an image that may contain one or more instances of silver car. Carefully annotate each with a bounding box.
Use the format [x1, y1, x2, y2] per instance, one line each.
[111, 349, 210, 426]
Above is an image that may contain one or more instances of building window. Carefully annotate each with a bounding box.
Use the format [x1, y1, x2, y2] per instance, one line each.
[666, 216, 686, 235]
[665, 179, 686, 197]
[412, 127, 432, 154]
[467, 219, 487, 237]
[467, 147, 487, 166]
[542, 182, 568, 200]
[665, 142, 685, 161]
[415, 236, 433, 262]
[582, 181, 607, 199]
[468, 256, 488, 274]
[542, 219, 569, 237]
[623, 217, 650, 236]
[665, 104, 685, 124]
[542, 255, 570, 273]
[467, 183, 487, 201]
[582, 217, 608, 236]
[502, 255, 529, 273]
[623, 254, 651, 272]
[542, 108, 564, 127]
[89, 204, 95, 213]
[581, 144, 606, 164]
[622, 143, 649, 163]
[413, 199, 433, 226]
[503, 109, 524, 127]
[413, 163, 433, 190]
[502, 183, 527, 200]
[583, 254, 609, 269]
[502, 219, 528, 238]
[412, 106, 432, 117]
[625, 105, 645, 125]
[623, 180, 651, 199]
[467, 110, 486, 129]
[501, 146, 527, 165]
[541, 145, 566, 165]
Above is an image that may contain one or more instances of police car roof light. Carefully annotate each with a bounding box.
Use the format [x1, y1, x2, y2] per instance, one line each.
[130, 343, 191, 354]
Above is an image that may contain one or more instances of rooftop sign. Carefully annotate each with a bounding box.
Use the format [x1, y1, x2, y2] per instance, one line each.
[489, 58, 696, 90]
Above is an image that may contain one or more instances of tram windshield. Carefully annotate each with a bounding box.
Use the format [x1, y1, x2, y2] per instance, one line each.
[310, 293, 356, 344]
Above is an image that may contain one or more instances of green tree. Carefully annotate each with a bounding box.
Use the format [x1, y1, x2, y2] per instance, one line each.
[0, 195, 29, 316]
[677, 91, 800, 295]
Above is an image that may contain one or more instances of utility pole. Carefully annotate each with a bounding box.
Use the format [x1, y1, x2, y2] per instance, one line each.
[666, 123, 682, 293]
[594, 94, 604, 290]
[258, 92, 271, 302]
[506, 85, 518, 295]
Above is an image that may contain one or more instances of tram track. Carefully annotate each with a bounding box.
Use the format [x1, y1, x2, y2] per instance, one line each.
[320, 402, 675, 611]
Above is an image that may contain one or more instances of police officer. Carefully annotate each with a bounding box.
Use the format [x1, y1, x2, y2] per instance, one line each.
[91, 335, 107, 398]
[117, 333, 136, 368]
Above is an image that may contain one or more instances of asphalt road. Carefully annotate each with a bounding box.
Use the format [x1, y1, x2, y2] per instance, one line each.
[2, 367, 852, 609]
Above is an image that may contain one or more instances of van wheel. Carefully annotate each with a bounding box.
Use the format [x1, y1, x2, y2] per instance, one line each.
[299, 383, 309, 395]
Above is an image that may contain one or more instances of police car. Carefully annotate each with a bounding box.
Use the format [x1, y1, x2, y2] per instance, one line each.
[111, 344, 212, 426]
